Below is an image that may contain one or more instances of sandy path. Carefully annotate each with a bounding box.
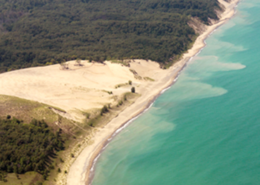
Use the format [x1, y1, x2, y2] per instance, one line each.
[66, 0, 240, 184]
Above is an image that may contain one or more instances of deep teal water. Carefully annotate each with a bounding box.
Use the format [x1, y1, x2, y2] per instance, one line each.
[91, 1, 260, 184]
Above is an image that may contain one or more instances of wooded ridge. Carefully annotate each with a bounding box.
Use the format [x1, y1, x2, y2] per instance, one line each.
[0, 0, 222, 72]
[0, 117, 64, 180]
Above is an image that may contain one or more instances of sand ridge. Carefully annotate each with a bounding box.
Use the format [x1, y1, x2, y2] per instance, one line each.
[0, 60, 165, 121]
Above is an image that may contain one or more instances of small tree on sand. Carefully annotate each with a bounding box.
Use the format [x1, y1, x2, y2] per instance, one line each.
[100, 105, 109, 115]
[131, 87, 135, 93]
[60, 62, 69, 70]
[75, 58, 82, 66]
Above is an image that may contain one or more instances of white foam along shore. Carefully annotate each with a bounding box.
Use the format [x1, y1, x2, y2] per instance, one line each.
[65, 0, 240, 184]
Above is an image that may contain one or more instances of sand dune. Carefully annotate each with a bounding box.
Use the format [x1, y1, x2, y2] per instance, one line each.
[0, 60, 168, 121]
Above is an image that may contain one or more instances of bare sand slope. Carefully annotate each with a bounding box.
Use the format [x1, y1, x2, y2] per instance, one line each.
[0, 60, 167, 121]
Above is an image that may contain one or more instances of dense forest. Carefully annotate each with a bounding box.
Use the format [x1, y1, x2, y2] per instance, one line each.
[0, 0, 222, 72]
[0, 116, 64, 179]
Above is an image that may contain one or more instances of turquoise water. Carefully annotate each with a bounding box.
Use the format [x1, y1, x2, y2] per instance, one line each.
[91, 1, 260, 184]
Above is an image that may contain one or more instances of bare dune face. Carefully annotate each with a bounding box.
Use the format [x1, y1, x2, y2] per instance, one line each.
[0, 60, 165, 121]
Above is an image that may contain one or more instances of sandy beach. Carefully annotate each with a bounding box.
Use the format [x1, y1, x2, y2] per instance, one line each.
[64, 0, 240, 184]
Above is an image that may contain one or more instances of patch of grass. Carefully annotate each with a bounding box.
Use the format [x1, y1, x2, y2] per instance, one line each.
[100, 105, 109, 116]
[102, 90, 113, 95]
[49, 106, 67, 113]
[144, 77, 155, 81]
[0, 172, 43, 185]
[0, 95, 77, 134]
[129, 69, 138, 75]
[88, 115, 102, 127]
[110, 59, 130, 67]
[83, 112, 90, 119]
[86, 92, 140, 128]
[0, 95, 57, 124]
[115, 82, 129, 89]
[129, 69, 142, 80]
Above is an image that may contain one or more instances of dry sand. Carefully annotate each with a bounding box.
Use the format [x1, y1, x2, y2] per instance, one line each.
[65, 0, 240, 185]
[0, 60, 166, 121]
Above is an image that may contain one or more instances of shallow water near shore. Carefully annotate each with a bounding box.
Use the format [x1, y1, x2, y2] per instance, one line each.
[91, 1, 260, 184]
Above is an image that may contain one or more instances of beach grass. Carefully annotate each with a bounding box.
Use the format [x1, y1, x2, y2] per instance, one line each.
[0, 172, 43, 185]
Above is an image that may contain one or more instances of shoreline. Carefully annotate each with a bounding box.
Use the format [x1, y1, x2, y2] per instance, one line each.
[88, 69, 181, 184]
[66, 0, 240, 184]
[85, 68, 181, 185]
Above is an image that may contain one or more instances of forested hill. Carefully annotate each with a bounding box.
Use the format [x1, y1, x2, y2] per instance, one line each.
[0, 0, 222, 72]
[0, 117, 64, 179]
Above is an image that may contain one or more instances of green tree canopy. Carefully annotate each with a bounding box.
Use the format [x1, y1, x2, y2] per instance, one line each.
[0, 0, 222, 72]
[0, 117, 64, 175]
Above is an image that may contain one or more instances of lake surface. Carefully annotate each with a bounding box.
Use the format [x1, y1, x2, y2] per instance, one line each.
[92, 1, 260, 184]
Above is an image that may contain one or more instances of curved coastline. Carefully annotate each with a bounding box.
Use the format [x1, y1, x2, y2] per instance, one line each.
[65, 0, 240, 184]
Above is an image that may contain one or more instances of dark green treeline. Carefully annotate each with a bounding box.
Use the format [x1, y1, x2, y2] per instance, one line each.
[0, 0, 222, 72]
[0, 117, 64, 178]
